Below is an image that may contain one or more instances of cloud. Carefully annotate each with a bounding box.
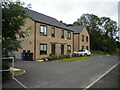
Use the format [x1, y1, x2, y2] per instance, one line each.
[22, 0, 119, 24]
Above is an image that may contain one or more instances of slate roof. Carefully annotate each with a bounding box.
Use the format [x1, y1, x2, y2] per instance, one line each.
[67, 26, 85, 34]
[25, 8, 72, 31]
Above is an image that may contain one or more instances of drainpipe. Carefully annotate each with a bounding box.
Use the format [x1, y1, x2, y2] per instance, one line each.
[34, 22, 36, 60]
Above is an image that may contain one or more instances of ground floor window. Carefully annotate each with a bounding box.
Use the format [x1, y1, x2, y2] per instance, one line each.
[40, 44, 47, 55]
[82, 46, 84, 49]
[67, 45, 71, 54]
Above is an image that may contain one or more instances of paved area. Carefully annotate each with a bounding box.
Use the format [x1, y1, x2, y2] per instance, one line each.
[2, 54, 119, 89]
[90, 64, 119, 88]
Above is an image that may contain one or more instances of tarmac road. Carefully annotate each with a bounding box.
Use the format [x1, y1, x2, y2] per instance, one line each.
[2, 54, 119, 89]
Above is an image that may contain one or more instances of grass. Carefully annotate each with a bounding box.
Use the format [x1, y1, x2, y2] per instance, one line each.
[91, 50, 111, 55]
[52, 56, 92, 62]
[91, 50, 118, 56]
[10, 68, 25, 76]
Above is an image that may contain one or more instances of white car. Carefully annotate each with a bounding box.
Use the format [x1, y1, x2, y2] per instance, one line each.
[74, 49, 91, 56]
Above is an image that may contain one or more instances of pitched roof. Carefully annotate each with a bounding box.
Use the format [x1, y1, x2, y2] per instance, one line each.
[67, 26, 85, 34]
[25, 8, 72, 31]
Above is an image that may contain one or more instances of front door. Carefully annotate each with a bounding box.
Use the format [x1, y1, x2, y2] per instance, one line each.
[51, 44, 55, 54]
[61, 45, 64, 54]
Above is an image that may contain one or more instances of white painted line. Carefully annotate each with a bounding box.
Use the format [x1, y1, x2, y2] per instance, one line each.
[83, 62, 120, 90]
[13, 77, 27, 89]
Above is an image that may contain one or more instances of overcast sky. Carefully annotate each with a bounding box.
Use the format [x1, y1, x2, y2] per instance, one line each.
[21, 0, 119, 24]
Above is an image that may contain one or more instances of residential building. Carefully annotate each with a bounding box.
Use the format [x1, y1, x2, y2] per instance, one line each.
[15, 9, 90, 60]
[68, 26, 90, 51]
[15, 9, 74, 60]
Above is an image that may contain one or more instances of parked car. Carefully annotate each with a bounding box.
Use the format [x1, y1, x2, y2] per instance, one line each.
[74, 49, 91, 56]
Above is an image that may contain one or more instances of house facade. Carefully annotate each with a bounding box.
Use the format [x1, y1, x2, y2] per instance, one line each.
[68, 26, 90, 51]
[15, 9, 90, 60]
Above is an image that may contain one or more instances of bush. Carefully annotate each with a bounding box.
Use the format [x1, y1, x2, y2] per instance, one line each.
[47, 54, 58, 61]
[76, 53, 80, 57]
[58, 54, 66, 59]
[72, 53, 76, 57]
[66, 54, 70, 58]
[2, 60, 11, 82]
[42, 57, 47, 61]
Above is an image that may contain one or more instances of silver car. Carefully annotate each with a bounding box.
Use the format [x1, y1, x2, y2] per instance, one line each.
[74, 49, 91, 56]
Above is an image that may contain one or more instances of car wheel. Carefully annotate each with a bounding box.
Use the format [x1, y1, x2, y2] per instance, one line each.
[84, 53, 87, 56]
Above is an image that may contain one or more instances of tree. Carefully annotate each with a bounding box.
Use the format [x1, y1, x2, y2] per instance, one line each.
[2, 0, 30, 81]
[2, 1, 30, 56]
[73, 14, 119, 53]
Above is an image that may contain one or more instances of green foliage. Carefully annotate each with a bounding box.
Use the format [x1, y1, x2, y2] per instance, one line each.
[53, 56, 92, 62]
[2, 0, 30, 81]
[58, 54, 66, 59]
[76, 53, 80, 57]
[2, 60, 11, 81]
[65, 54, 70, 58]
[73, 14, 119, 53]
[47, 54, 58, 61]
[42, 57, 47, 61]
[2, 0, 30, 56]
[72, 53, 76, 57]
[91, 50, 110, 55]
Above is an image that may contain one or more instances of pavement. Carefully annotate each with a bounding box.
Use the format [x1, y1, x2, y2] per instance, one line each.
[2, 54, 120, 89]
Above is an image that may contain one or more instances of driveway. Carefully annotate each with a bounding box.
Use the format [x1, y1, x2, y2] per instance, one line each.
[2, 54, 119, 88]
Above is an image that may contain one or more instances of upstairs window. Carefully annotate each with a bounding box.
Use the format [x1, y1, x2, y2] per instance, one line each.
[61, 30, 64, 38]
[82, 35, 84, 42]
[86, 36, 88, 42]
[40, 25, 47, 36]
[51, 28, 55, 37]
[67, 32, 71, 40]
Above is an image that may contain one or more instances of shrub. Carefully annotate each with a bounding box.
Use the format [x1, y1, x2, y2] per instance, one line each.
[42, 57, 47, 61]
[47, 54, 58, 61]
[2, 60, 11, 82]
[66, 54, 70, 58]
[47, 56, 53, 61]
[72, 53, 76, 57]
[76, 53, 80, 57]
[58, 54, 66, 59]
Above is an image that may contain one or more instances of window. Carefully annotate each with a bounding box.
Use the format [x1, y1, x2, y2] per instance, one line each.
[51, 28, 55, 37]
[61, 30, 64, 38]
[40, 44, 47, 55]
[40, 25, 47, 36]
[86, 46, 88, 50]
[61, 45, 64, 54]
[86, 36, 88, 42]
[67, 45, 71, 54]
[67, 32, 71, 40]
[82, 46, 84, 49]
[82, 35, 84, 42]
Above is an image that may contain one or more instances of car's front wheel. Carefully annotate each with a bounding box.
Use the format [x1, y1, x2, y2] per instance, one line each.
[84, 53, 88, 56]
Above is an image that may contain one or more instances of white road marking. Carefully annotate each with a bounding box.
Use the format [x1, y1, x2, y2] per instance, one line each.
[13, 77, 27, 89]
[83, 61, 120, 90]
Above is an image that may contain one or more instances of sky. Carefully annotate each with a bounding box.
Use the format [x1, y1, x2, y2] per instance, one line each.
[20, 0, 119, 25]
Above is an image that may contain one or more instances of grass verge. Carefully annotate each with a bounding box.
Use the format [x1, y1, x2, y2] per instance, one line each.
[10, 68, 25, 76]
[52, 56, 92, 62]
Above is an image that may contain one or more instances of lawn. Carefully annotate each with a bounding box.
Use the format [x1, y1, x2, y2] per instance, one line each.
[52, 56, 92, 62]
[10, 68, 25, 76]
